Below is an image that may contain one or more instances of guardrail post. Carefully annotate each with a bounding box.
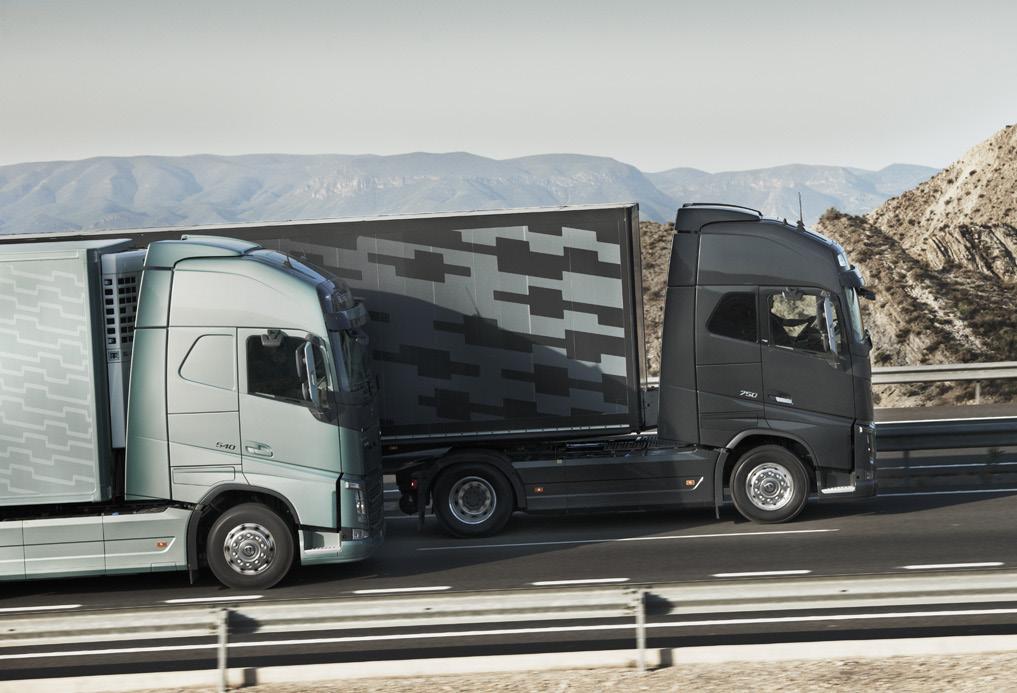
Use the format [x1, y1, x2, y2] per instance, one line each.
[634, 589, 647, 673]
[217, 608, 230, 693]
[975, 381, 981, 405]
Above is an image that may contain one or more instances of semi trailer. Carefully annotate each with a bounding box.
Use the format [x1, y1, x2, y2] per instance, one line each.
[0, 236, 384, 588]
[6, 202, 877, 540]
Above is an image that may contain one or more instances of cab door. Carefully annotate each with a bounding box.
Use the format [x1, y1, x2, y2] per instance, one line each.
[237, 328, 342, 528]
[760, 287, 855, 468]
[695, 286, 764, 448]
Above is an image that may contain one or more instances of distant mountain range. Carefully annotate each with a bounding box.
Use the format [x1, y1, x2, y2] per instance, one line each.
[0, 152, 937, 235]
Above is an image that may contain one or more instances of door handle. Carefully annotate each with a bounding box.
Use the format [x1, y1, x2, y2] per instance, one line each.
[244, 442, 274, 457]
[768, 392, 795, 406]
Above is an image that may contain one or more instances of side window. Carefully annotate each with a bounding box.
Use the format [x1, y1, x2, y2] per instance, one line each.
[707, 292, 758, 342]
[768, 290, 839, 355]
[246, 333, 310, 403]
[180, 335, 235, 390]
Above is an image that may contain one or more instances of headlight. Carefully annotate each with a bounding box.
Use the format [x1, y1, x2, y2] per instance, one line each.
[344, 479, 368, 523]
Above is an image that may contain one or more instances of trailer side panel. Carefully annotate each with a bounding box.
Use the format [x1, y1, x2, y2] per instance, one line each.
[0, 240, 126, 505]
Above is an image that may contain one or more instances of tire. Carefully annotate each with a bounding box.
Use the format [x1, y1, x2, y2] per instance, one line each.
[206, 503, 294, 589]
[730, 445, 809, 524]
[433, 461, 514, 538]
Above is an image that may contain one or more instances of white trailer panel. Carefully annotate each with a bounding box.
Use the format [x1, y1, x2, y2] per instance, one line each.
[0, 239, 130, 505]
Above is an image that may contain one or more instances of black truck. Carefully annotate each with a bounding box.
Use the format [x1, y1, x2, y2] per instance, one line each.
[17, 202, 877, 536]
[340, 202, 878, 535]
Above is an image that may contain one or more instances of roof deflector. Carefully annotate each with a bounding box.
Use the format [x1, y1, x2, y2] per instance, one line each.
[674, 202, 763, 233]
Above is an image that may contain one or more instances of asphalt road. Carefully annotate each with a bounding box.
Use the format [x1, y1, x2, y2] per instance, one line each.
[4, 486, 1017, 613]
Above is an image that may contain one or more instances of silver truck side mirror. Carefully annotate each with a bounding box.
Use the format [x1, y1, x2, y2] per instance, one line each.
[302, 341, 320, 408]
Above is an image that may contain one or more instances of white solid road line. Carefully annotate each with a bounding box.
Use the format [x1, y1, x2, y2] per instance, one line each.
[10, 606, 1017, 661]
[879, 415, 1017, 424]
[531, 578, 630, 586]
[164, 595, 263, 604]
[352, 586, 452, 595]
[902, 562, 1004, 570]
[0, 604, 81, 614]
[713, 570, 812, 578]
[417, 528, 838, 552]
[879, 488, 1017, 498]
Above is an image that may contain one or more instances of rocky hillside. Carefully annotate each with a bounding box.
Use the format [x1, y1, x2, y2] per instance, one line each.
[818, 125, 1017, 406]
[640, 220, 673, 376]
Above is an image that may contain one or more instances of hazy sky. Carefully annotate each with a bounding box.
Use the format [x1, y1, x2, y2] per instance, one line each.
[2, 0, 1016, 171]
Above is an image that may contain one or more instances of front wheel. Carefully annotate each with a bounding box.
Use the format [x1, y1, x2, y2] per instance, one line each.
[730, 445, 809, 524]
[433, 462, 514, 537]
[206, 503, 294, 589]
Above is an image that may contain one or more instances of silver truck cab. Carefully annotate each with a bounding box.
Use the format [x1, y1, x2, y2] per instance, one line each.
[126, 235, 383, 587]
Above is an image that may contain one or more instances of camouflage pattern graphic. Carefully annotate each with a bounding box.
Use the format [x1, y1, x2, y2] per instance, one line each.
[0, 250, 106, 504]
[0, 206, 644, 445]
[266, 206, 642, 441]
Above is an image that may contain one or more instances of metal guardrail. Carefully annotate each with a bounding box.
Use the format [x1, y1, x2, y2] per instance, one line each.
[9, 573, 1017, 688]
[872, 361, 1017, 404]
[0, 588, 651, 691]
[648, 361, 1017, 404]
[876, 418, 1017, 452]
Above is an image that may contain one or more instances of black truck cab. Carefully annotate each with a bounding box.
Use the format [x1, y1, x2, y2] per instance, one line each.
[657, 203, 876, 520]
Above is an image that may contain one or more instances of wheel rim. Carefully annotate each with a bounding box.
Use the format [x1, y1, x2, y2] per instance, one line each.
[745, 462, 795, 511]
[223, 522, 276, 575]
[448, 476, 497, 525]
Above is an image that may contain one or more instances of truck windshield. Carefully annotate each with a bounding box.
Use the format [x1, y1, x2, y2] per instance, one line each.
[845, 288, 865, 343]
[331, 329, 373, 394]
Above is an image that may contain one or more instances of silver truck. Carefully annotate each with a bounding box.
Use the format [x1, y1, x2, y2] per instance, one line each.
[0, 235, 384, 588]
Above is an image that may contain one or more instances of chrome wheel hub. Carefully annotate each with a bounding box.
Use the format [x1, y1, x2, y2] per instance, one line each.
[448, 476, 496, 525]
[223, 522, 276, 575]
[745, 462, 795, 511]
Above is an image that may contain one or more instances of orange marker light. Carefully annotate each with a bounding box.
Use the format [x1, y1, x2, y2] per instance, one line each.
[534, 486, 545, 494]
[156, 541, 168, 549]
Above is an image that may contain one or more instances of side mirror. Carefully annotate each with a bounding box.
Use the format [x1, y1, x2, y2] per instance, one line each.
[295, 340, 321, 408]
[822, 295, 840, 361]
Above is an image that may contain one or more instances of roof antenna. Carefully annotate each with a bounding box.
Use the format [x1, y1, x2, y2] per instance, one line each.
[797, 192, 805, 230]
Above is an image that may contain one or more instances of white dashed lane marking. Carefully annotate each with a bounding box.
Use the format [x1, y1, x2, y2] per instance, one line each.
[0, 604, 81, 613]
[164, 595, 263, 604]
[353, 586, 452, 595]
[902, 562, 1004, 570]
[712, 570, 812, 578]
[531, 578, 630, 586]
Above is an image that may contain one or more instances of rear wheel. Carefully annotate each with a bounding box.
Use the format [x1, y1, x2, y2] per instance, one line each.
[730, 445, 809, 523]
[206, 503, 294, 589]
[433, 461, 514, 537]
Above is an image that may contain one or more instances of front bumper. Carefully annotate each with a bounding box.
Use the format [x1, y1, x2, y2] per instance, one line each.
[299, 522, 385, 566]
[816, 421, 877, 499]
